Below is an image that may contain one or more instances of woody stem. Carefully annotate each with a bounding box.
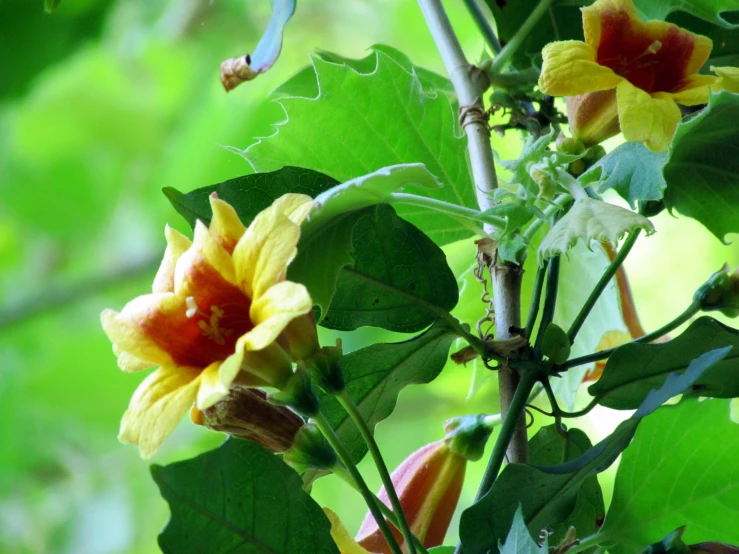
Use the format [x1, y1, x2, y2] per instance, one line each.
[337, 390, 420, 554]
[312, 413, 405, 554]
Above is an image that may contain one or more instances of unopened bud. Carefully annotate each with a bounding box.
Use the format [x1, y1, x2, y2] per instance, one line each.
[198, 387, 304, 453]
[694, 264, 739, 318]
[444, 414, 499, 461]
[555, 134, 585, 156]
[283, 423, 337, 472]
[269, 369, 321, 417]
[355, 440, 466, 553]
[568, 158, 587, 177]
[299, 340, 345, 394]
[690, 542, 739, 553]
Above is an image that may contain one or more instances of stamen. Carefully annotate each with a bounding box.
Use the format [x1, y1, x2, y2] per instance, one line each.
[647, 40, 662, 55]
[198, 304, 234, 345]
[185, 296, 201, 318]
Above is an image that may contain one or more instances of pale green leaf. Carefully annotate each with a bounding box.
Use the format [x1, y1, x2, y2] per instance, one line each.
[538, 199, 654, 264]
[242, 48, 477, 245]
[499, 507, 548, 554]
[634, 0, 739, 28]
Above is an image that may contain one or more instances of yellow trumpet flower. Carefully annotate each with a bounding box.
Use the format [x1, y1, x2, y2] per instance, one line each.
[101, 194, 315, 458]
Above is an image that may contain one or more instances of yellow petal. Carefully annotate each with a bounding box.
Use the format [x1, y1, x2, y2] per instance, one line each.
[233, 206, 301, 300]
[209, 196, 246, 253]
[114, 344, 153, 372]
[616, 81, 681, 152]
[582, 0, 640, 49]
[101, 300, 179, 369]
[196, 352, 244, 410]
[174, 220, 237, 294]
[711, 66, 739, 94]
[153, 225, 192, 294]
[241, 281, 313, 351]
[539, 41, 623, 97]
[323, 508, 373, 554]
[272, 193, 315, 224]
[667, 74, 716, 106]
[119, 365, 202, 458]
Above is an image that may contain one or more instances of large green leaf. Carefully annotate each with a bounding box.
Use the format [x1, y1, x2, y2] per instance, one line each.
[598, 398, 739, 553]
[242, 48, 477, 245]
[314, 204, 459, 333]
[590, 142, 668, 208]
[458, 347, 731, 554]
[589, 316, 739, 410]
[163, 166, 339, 228]
[151, 438, 339, 554]
[484, 0, 588, 70]
[312, 322, 457, 472]
[664, 91, 739, 243]
[634, 0, 739, 28]
[528, 426, 605, 543]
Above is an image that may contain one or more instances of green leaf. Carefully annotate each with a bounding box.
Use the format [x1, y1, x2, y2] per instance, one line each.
[304, 321, 458, 483]
[599, 398, 739, 553]
[541, 323, 571, 365]
[588, 142, 668, 208]
[44, 0, 62, 13]
[589, 316, 739, 410]
[246, 0, 296, 75]
[428, 548, 456, 554]
[243, 48, 478, 245]
[538, 199, 654, 264]
[458, 347, 730, 554]
[309, 163, 442, 227]
[664, 92, 739, 243]
[314, 205, 459, 333]
[484, 0, 589, 70]
[528, 426, 605, 543]
[500, 507, 548, 554]
[634, 0, 739, 28]
[151, 438, 339, 554]
[164, 167, 339, 229]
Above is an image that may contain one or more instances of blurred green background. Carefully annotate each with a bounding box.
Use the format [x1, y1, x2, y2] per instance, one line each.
[1, 1, 737, 552]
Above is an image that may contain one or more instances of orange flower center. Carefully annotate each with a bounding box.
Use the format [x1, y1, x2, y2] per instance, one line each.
[595, 8, 695, 93]
[144, 269, 254, 368]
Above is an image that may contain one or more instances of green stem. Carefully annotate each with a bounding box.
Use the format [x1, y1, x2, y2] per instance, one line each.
[561, 301, 701, 370]
[525, 264, 547, 341]
[489, 0, 555, 74]
[332, 465, 431, 554]
[533, 255, 560, 360]
[473, 371, 536, 502]
[462, 0, 501, 54]
[389, 192, 505, 230]
[567, 230, 642, 344]
[337, 391, 419, 554]
[313, 413, 405, 554]
[565, 533, 608, 554]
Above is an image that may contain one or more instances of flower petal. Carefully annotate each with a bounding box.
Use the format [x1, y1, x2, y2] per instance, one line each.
[582, 0, 638, 49]
[196, 351, 244, 410]
[272, 193, 315, 224]
[539, 41, 623, 96]
[119, 365, 202, 458]
[209, 196, 246, 253]
[616, 81, 681, 152]
[174, 220, 237, 293]
[233, 205, 301, 300]
[101, 300, 178, 369]
[667, 74, 716, 106]
[114, 344, 154, 372]
[323, 508, 372, 554]
[243, 281, 313, 351]
[153, 226, 192, 294]
[712, 66, 739, 94]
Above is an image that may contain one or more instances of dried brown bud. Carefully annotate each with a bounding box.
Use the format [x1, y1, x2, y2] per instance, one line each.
[200, 387, 304, 453]
[220, 54, 259, 92]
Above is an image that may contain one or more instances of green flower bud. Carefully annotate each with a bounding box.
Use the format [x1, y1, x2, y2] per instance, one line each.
[283, 423, 337, 473]
[694, 264, 739, 318]
[555, 134, 586, 155]
[443, 414, 500, 462]
[269, 369, 321, 418]
[299, 340, 345, 394]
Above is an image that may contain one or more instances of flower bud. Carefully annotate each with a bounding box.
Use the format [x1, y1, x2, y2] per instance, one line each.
[694, 265, 739, 318]
[269, 368, 321, 417]
[355, 440, 466, 553]
[283, 423, 337, 473]
[300, 340, 345, 394]
[690, 543, 739, 553]
[195, 387, 304, 453]
[555, 134, 585, 156]
[566, 89, 620, 148]
[444, 414, 499, 462]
